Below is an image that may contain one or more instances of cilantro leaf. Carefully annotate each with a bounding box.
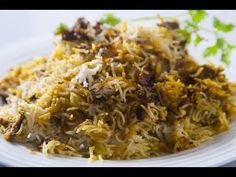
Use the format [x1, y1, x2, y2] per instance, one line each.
[203, 37, 234, 65]
[213, 17, 235, 32]
[184, 20, 199, 31]
[181, 11, 235, 65]
[55, 23, 69, 35]
[221, 44, 235, 65]
[188, 10, 207, 23]
[203, 45, 218, 57]
[194, 34, 203, 46]
[99, 13, 121, 26]
[221, 52, 231, 66]
[216, 37, 225, 49]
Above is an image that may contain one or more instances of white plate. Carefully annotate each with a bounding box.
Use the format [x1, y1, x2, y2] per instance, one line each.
[1, 16, 236, 167]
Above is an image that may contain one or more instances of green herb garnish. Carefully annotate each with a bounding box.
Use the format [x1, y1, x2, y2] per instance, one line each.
[93, 11, 236, 65]
[188, 10, 207, 24]
[203, 45, 218, 57]
[105, 11, 235, 66]
[193, 34, 204, 46]
[99, 13, 121, 26]
[55, 23, 69, 35]
[213, 17, 235, 33]
[183, 10, 235, 65]
[221, 44, 235, 65]
[203, 37, 235, 65]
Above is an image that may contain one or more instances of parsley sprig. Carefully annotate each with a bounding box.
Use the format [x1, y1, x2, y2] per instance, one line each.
[98, 11, 235, 66]
[182, 10, 235, 66]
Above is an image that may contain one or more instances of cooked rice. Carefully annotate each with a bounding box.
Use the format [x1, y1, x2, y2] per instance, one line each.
[0, 17, 236, 160]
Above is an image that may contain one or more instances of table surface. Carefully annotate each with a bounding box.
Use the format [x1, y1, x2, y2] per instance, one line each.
[0, 10, 235, 167]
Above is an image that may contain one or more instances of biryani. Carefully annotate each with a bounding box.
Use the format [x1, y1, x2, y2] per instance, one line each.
[0, 17, 236, 160]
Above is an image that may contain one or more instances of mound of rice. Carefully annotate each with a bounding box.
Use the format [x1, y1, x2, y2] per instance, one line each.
[0, 17, 236, 160]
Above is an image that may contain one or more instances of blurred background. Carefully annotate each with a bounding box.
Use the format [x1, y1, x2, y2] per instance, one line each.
[0, 10, 235, 47]
[0, 10, 235, 167]
[0, 10, 160, 46]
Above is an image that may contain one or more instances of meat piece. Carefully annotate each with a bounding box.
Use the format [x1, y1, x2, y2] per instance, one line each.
[63, 30, 92, 42]
[93, 22, 103, 35]
[29, 95, 37, 102]
[179, 40, 187, 48]
[135, 85, 159, 105]
[62, 17, 93, 42]
[0, 91, 8, 105]
[73, 17, 89, 30]
[91, 85, 116, 99]
[62, 32, 78, 41]
[158, 21, 180, 30]
[138, 73, 155, 88]
[175, 59, 198, 85]
[199, 65, 217, 79]
[135, 107, 145, 121]
[11, 114, 24, 135]
[2, 114, 25, 141]
[0, 118, 9, 128]
[147, 95, 159, 104]
[135, 85, 146, 98]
